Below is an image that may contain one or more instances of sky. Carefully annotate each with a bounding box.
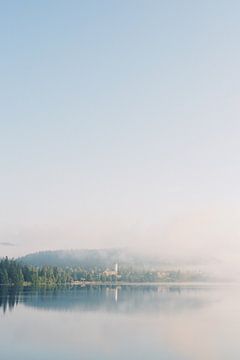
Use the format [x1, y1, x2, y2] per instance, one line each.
[1, 1, 240, 260]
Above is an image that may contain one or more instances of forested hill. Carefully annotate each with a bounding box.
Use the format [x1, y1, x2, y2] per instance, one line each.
[0, 250, 212, 285]
[19, 249, 212, 272]
[19, 249, 161, 270]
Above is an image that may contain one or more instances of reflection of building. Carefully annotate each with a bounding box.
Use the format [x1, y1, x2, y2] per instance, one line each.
[115, 287, 121, 302]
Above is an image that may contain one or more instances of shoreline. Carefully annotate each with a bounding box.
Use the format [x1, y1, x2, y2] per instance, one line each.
[0, 280, 232, 287]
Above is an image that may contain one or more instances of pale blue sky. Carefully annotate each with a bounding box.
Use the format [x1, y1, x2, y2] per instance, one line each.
[1, 1, 240, 258]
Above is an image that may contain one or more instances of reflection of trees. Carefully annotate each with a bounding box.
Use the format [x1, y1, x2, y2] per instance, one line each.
[0, 285, 213, 315]
[0, 286, 22, 313]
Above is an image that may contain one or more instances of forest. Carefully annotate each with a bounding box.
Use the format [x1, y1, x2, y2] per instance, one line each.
[0, 257, 207, 286]
[0, 257, 73, 285]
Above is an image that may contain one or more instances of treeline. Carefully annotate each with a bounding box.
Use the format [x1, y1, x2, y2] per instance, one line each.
[0, 258, 72, 286]
[0, 258, 24, 285]
[0, 258, 208, 286]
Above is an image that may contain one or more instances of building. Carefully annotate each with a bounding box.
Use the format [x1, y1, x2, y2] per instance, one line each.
[103, 263, 119, 277]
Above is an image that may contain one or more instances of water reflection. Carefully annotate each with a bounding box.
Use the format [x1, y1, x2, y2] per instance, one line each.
[0, 284, 214, 315]
[0, 286, 23, 313]
[1, 285, 239, 360]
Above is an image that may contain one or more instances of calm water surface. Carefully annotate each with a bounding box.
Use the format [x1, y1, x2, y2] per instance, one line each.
[0, 284, 240, 360]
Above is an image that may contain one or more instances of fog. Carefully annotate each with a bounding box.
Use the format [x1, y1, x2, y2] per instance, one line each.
[1, 206, 240, 279]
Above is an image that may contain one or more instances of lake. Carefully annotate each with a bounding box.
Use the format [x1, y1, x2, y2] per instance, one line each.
[0, 284, 240, 359]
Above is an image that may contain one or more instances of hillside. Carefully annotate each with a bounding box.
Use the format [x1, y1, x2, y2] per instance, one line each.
[19, 248, 162, 270]
[18, 248, 213, 273]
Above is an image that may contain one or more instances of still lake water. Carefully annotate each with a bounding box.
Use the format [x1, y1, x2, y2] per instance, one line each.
[0, 284, 240, 360]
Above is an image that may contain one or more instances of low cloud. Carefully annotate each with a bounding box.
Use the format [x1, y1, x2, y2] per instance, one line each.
[0, 241, 16, 247]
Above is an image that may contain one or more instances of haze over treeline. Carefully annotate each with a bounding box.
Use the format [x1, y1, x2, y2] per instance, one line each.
[19, 248, 210, 269]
